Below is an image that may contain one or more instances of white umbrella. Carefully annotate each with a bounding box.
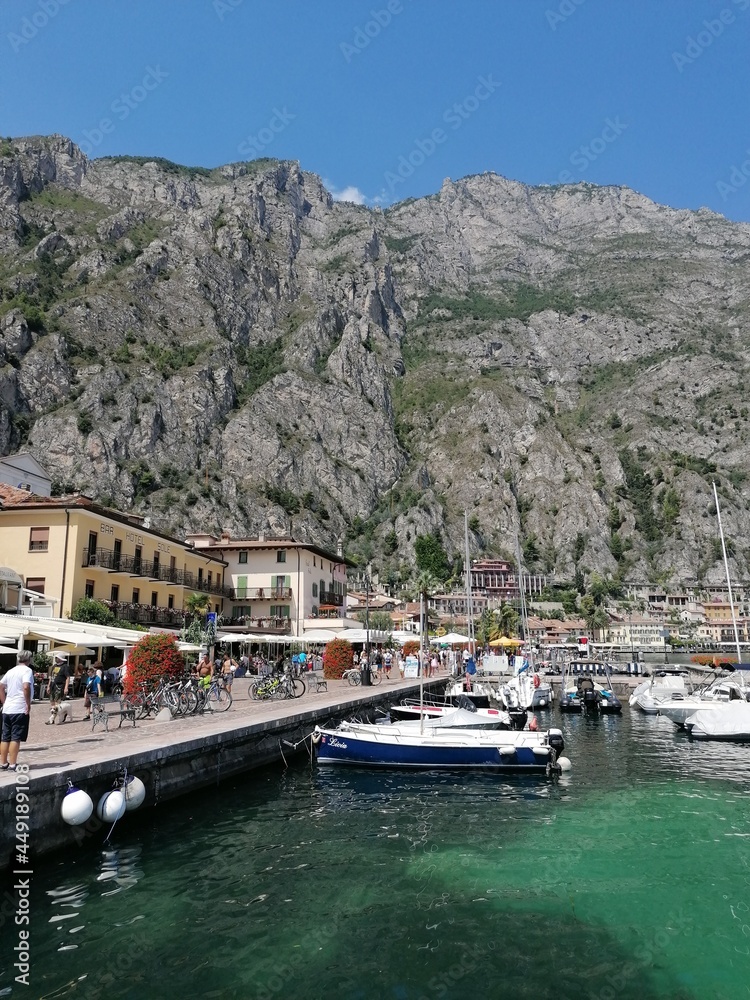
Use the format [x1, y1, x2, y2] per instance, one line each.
[0, 643, 19, 654]
[430, 632, 470, 645]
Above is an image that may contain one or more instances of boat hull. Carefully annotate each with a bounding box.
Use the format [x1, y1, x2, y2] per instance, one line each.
[314, 727, 561, 772]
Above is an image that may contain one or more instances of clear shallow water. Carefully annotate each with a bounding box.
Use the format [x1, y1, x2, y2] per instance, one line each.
[4, 708, 750, 1000]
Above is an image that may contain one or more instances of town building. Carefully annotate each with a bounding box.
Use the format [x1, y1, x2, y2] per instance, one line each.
[185, 532, 357, 637]
[0, 452, 51, 497]
[0, 487, 228, 626]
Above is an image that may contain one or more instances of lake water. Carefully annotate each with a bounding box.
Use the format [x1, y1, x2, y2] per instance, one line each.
[4, 707, 750, 1000]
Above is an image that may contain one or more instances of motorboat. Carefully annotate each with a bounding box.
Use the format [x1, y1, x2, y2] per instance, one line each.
[388, 699, 512, 730]
[685, 701, 750, 741]
[629, 670, 691, 714]
[657, 668, 750, 728]
[497, 658, 554, 713]
[313, 723, 567, 773]
[559, 662, 622, 714]
[443, 676, 493, 709]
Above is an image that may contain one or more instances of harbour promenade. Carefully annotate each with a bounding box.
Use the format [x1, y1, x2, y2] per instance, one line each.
[0, 672, 445, 868]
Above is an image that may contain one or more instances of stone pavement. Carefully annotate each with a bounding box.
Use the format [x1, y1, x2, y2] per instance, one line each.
[0, 670, 446, 784]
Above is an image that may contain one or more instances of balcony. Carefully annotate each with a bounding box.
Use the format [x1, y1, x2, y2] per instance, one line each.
[319, 591, 343, 607]
[230, 586, 293, 601]
[101, 600, 186, 627]
[81, 549, 232, 597]
[227, 615, 291, 633]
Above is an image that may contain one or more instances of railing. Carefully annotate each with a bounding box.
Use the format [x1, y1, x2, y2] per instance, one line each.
[81, 548, 231, 596]
[230, 586, 293, 601]
[319, 591, 343, 607]
[28, 541, 49, 551]
[101, 600, 186, 627]
[227, 615, 291, 632]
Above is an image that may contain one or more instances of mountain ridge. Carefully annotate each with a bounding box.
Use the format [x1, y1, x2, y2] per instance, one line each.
[1, 133, 750, 593]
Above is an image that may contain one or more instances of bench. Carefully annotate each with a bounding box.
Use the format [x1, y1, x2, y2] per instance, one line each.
[307, 672, 328, 693]
[91, 700, 137, 732]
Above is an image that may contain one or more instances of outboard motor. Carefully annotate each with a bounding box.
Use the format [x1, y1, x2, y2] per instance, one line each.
[509, 709, 528, 731]
[456, 694, 478, 713]
[547, 728, 565, 755]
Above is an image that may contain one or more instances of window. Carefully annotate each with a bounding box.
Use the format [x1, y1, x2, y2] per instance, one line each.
[237, 576, 247, 599]
[113, 539, 122, 570]
[25, 577, 45, 595]
[151, 592, 158, 606]
[208, 571, 212, 587]
[168, 594, 174, 609]
[134, 546, 142, 573]
[312, 583, 318, 598]
[153, 552, 160, 576]
[238, 550, 248, 564]
[313, 556, 316, 567]
[276, 550, 286, 563]
[29, 527, 49, 552]
[132, 588, 140, 604]
[270, 605, 290, 618]
[88, 532, 97, 556]
[110, 585, 119, 602]
[198, 568, 203, 586]
[85, 580, 95, 599]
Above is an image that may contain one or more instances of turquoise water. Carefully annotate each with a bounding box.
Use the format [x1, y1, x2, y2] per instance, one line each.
[3, 708, 750, 999]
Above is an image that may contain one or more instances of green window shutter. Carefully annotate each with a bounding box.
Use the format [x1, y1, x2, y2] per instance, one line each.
[285, 575, 291, 588]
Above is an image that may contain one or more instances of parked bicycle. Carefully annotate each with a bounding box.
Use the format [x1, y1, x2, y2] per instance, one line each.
[249, 670, 305, 700]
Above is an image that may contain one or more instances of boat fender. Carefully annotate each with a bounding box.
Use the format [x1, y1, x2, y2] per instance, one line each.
[61, 785, 94, 826]
[123, 775, 146, 811]
[529, 716, 538, 732]
[96, 789, 126, 824]
[311, 729, 322, 745]
[533, 674, 541, 689]
[557, 756, 572, 772]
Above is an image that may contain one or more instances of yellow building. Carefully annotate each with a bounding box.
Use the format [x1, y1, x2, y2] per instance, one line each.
[0, 486, 227, 626]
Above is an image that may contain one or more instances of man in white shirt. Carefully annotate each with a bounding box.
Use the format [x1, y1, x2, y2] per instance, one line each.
[0, 650, 34, 772]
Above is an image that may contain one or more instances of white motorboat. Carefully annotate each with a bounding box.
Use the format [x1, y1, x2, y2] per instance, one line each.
[685, 701, 750, 741]
[657, 669, 750, 727]
[314, 721, 567, 773]
[629, 670, 690, 714]
[388, 702, 511, 729]
[497, 659, 554, 712]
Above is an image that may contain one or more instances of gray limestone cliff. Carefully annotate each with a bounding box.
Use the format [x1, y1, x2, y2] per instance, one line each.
[2, 134, 750, 590]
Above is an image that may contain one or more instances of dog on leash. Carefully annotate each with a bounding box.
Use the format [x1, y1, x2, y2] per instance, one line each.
[47, 701, 73, 725]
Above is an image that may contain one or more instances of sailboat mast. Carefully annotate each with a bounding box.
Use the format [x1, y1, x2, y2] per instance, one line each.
[713, 480, 743, 665]
[515, 535, 535, 672]
[464, 510, 474, 654]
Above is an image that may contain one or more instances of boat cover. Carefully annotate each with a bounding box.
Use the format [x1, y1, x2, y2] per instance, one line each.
[687, 702, 750, 739]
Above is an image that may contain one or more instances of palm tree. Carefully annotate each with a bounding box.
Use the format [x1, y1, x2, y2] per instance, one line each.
[412, 570, 439, 648]
[185, 592, 210, 618]
[495, 602, 520, 639]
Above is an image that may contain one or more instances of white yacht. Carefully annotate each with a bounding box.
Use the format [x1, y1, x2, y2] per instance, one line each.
[657, 669, 750, 728]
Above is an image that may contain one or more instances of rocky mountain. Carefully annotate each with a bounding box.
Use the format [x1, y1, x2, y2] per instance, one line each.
[2, 133, 750, 592]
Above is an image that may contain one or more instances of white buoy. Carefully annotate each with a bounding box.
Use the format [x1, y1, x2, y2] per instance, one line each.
[61, 787, 94, 826]
[123, 775, 146, 811]
[557, 756, 572, 771]
[97, 789, 126, 823]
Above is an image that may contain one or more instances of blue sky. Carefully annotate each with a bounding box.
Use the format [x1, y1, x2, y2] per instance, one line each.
[1, 0, 750, 219]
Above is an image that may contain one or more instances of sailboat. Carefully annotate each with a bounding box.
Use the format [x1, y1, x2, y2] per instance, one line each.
[663, 482, 750, 736]
[496, 537, 554, 713]
[312, 513, 570, 774]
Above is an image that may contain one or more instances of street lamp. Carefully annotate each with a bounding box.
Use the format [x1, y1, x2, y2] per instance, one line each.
[362, 573, 372, 686]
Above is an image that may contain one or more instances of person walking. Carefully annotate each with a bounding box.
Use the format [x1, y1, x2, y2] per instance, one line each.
[0, 650, 34, 772]
[82, 666, 102, 721]
[47, 652, 71, 724]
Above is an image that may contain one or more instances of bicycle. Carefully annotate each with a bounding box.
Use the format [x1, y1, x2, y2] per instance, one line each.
[194, 674, 233, 713]
[343, 668, 361, 687]
[250, 671, 304, 700]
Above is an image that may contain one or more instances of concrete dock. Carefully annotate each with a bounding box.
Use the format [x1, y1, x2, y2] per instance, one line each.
[0, 673, 444, 868]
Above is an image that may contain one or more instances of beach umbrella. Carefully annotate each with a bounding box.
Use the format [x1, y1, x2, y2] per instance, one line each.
[489, 636, 523, 647]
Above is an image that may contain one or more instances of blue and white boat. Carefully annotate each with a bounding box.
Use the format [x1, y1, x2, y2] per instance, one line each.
[559, 662, 622, 714]
[312, 723, 566, 774]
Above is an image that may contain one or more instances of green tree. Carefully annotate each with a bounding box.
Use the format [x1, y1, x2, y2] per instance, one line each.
[580, 595, 610, 636]
[414, 533, 451, 581]
[497, 602, 520, 637]
[355, 610, 393, 633]
[573, 533, 585, 564]
[71, 597, 115, 625]
[184, 592, 210, 617]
